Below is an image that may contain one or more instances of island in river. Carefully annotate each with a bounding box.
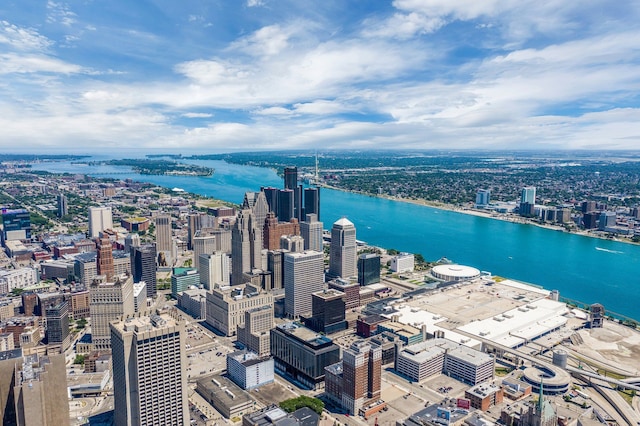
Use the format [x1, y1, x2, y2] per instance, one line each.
[82, 159, 214, 176]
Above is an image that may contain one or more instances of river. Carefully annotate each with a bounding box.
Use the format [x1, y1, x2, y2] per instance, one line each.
[31, 158, 640, 320]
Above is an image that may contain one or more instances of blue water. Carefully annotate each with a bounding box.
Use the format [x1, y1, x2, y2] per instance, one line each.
[32, 159, 640, 319]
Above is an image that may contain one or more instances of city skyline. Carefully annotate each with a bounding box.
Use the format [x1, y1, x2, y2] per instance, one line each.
[1, 1, 639, 153]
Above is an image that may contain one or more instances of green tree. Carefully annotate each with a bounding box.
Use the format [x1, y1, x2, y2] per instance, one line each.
[73, 355, 86, 365]
[279, 396, 324, 415]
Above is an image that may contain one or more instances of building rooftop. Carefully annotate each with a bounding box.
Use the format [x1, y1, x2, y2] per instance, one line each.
[466, 383, 502, 399]
[311, 289, 345, 300]
[197, 374, 252, 409]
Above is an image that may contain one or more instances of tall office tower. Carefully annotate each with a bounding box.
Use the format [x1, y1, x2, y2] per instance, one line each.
[357, 253, 381, 286]
[45, 301, 70, 350]
[581, 200, 597, 213]
[284, 166, 298, 190]
[475, 189, 491, 208]
[267, 250, 285, 290]
[198, 251, 230, 289]
[193, 234, 216, 272]
[329, 218, 357, 279]
[3, 354, 70, 425]
[261, 187, 279, 214]
[231, 209, 262, 285]
[520, 186, 536, 205]
[309, 289, 347, 334]
[280, 235, 304, 253]
[237, 305, 274, 356]
[155, 214, 173, 265]
[56, 194, 68, 218]
[124, 233, 141, 253]
[300, 213, 323, 252]
[89, 274, 135, 351]
[598, 211, 616, 230]
[1, 208, 31, 241]
[187, 212, 216, 250]
[210, 228, 232, 253]
[243, 191, 269, 244]
[111, 312, 189, 426]
[264, 211, 301, 250]
[336, 340, 382, 415]
[284, 251, 324, 318]
[205, 284, 273, 336]
[304, 187, 320, 220]
[277, 189, 295, 222]
[88, 206, 113, 238]
[96, 237, 115, 281]
[131, 244, 157, 297]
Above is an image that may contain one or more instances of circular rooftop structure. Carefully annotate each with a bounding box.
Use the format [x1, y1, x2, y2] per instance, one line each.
[431, 264, 481, 282]
[522, 365, 571, 395]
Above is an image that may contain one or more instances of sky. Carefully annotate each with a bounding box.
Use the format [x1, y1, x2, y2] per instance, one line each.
[1, 0, 640, 154]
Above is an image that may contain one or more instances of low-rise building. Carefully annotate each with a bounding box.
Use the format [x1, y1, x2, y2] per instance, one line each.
[227, 350, 274, 390]
[178, 288, 207, 319]
[465, 383, 504, 411]
[390, 253, 415, 273]
[196, 374, 254, 419]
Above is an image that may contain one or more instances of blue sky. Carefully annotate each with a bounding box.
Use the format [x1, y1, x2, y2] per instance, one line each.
[1, 0, 639, 153]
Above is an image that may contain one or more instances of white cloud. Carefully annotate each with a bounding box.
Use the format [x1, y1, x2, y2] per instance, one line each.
[230, 25, 291, 57]
[0, 53, 83, 74]
[0, 21, 53, 51]
[247, 0, 265, 7]
[46, 1, 77, 27]
[182, 112, 214, 118]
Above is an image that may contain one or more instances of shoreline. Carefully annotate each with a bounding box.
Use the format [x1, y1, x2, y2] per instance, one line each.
[319, 183, 639, 247]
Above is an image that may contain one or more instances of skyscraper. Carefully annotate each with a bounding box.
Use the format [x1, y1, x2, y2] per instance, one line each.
[56, 194, 68, 218]
[243, 191, 269, 245]
[277, 189, 295, 222]
[199, 251, 230, 289]
[521, 186, 536, 205]
[131, 244, 157, 297]
[155, 214, 173, 266]
[357, 253, 380, 286]
[45, 301, 70, 350]
[331, 340, 382, 416]
[261, 186, 279, 215]
[96, 237, 115, 281]
[193, 234, 216, 272]
[284, 166, 298, 190]
[309, 289, 347, 334]
[187, 212, 216, 250]
[304, 187, 320, 220]
[111, 312, 189, 426]
[231, 209, 262, 285]
[475, 189, 490, 208]
[237, 305, 274, 357]
[124, 233, 141, 253]
[284, 250, 324, 318]
[329, 218, 357, 279]
[89, 274, 135, 351]
[300, 213, 323, 252]
[1, 208, 31, 241]
[88, 206, 113, 238]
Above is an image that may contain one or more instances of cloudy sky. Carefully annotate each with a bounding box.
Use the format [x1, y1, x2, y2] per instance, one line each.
[1, 0, 639, 153]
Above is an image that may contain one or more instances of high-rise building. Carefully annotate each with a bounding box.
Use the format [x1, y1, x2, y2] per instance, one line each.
[1, 208, 31, 241]
[280, 235, 304, 253]
[237, 305, 274, 357]
[283, 167, 303, 221]
[598, 211, 616, 230]
[284, 166, 298, 190]
[277, 189, 295, 222]
[193, 234, 216, 272]
[111, 312, 189, 426]
[304, 187, 320, 220]
[131, 244, 157, 298]
[270, 322, 341, 390]
[325, 340, 382, 415]
[210, 228, 232, 253]
[199, 251, 230, 289]
[171, 268, 199, 299]
[88, 206, 113, 238]
[56, 194, 68, 218]
[300, 213, 323, 252]
[264, 212, 300, 250]
[0, 353, 70, 425]
[266, 250, 285, 290]
[475, 189, 490, 208]
[284, 250, 324, 318]
[205, 283, 273, 336]
[187, 212, 216, 250]
[583, 212, 599, 229]
[581, 200, 597, 213]
[243, 191, 269, 245]
[124, 233, 140, 253]
[89, 274, 135, 351]
[329, 218, 357, 279]
[231, 209, 262, 285]
[521, 186, 536, 205]
[308, 289, 347, 334]
[45, 301, 70, 350]
[155, 214, 173, 266]
[261, 187, 279, 215]
[96, 237, 115, 281]
[358, 253, 380, 286]
[227, 350, 274, 390]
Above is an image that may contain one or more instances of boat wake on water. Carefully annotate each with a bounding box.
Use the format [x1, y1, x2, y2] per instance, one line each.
[595, 247, 624, 254]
